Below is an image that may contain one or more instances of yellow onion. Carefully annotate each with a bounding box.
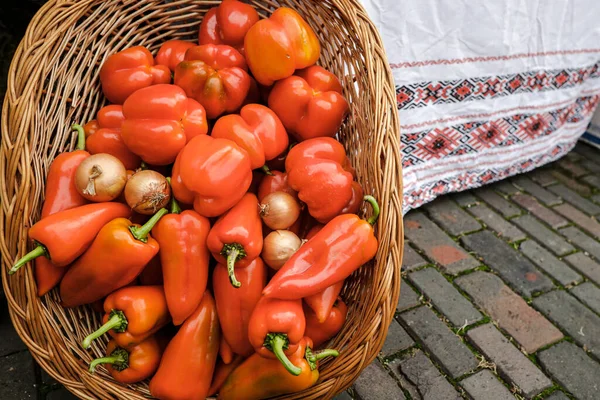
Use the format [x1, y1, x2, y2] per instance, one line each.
[262, 230, 303, 270]
[124, 170, 171, 215]
[259, 191, 301, 230]
[75, 153, 127, 202]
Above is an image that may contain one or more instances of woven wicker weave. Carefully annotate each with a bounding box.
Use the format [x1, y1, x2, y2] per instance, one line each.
[0, 0, 403, 398]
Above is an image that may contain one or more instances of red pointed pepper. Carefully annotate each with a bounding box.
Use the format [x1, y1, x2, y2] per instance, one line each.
[263, 196, 379, 299]
[198, 0, 259, 54]
[304, 298, 348, 348]
[155, 40, 195, 72]
[208, 355, 245, 397]
[303, 280, 344, 323]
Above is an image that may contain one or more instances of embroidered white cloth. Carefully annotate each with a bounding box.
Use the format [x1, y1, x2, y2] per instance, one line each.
[360, 0, 600, 213]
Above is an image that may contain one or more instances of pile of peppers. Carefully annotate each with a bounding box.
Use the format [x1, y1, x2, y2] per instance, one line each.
[10, 2, 380, 399]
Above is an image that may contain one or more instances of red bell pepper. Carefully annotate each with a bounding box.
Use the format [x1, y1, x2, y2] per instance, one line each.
[263, 196, 379, 300]
[211, 104, 289, 170]
[269, 65, 349, 141]
[198, 0, 259, 54]
[121, 84, 208, 165]
[155, 40, 195, 72]
[244, 7, 320, 86]
[171, 134, 252, 217]
[257, 170, 298, 202]
[303, 280, 344, 323]
[99, 46, 171, 104]
[304, 298, 348, 348]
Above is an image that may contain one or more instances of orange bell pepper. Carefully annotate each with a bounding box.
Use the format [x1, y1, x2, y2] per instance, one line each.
[149, 291, 220, 400]
[218, 337, 339, 399]
[207, 193, 263, 287]
[211, 104, 289, 170]
[83, 105, 141, 170]
[11, 202, 130, 274]
[99, 46, 171, 104]
[244, 7, 320, 86]
[155, 40, 195, 72]
[263, 196, 379, 300]
[248, 296, 306, 375]
[34, 125, 89, 296]
[121, 84, 208, 165]
[198, 0, 259, 54]
[213, 257, 266, 357]
[88, 336, 162, 384]
[208, 355, 245, 397]
[257, 170, 298, 202]
[152, 197, 211, 325]
[269, 65, 349, 141]
[171, 135, 252, 217]
[174, 44, 251, 119]
[59, 208, 167, 307]
[303, 280, 344, 323]
[81, 285, 169, 349]
[304, 298, 348, 348]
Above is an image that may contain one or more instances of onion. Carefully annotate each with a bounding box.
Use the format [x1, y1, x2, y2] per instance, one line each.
[124, 170, 171, 215]
[259, 191, 301, 230]
[75, 153, 127, 202]
[262, 230, 303, 270]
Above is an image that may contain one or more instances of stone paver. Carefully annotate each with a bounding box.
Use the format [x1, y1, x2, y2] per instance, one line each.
[453, 192, 479, 207]
[467, 324, 552, 397]
[584, 175, 600, 189]
[512, 193, 568, 229]
[533, 290, 600, 358]
[594, 193, 600, 204]
[512, 176, 562, 206]
[574, 143, 600, 160]
[494, 181, 521, 196]
[555, 203, 600, 238]
[402, 244, 428, 271]
[409, 267, 482, 327]
[560, 226, 600, 260]
[529, 168, 558, 187]
[399, 306, 478, 378]
[538, 341, 600, 400]
[563, 252, 600, 285]
[552, 171, 593, 196]
[460, 370, 515, 400]
[557, 158, 589, 177]
[461, 231, 554, 297]
[425, 197, 482, 236]
[570, 282, 600, 315]
[519, 240, 582, 286]
[513, 215, 575, 256]
[397, 279, 421, 312]
[582, 161, 600, 175]
[390, 350, 461, 400]
[475, 187, 521, 217]
[353, 361, 405, 400]
[467, 204, 526, 242]
[404, 212, 480, 274]
[380, 319, 414, 358]
[456, 272, 563, 353]
[0, 351, 36, 400]
[548, 184, 600, 215]
[543, 392, 570, 400]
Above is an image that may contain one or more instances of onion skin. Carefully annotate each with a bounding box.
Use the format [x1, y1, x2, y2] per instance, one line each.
[124, 170, 171, 215]
[259, 191, 301, 230]
[74, 153, 127, 202]
[262, 230, 302, 270]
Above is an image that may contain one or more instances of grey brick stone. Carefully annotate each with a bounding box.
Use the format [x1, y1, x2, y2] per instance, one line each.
[560, 226, 600, 260]
[552, 171, 592, 196]
[453, 192, 479, 207]
[397, 279, 421, 312]
[425, 197, 482, 236]
[512, 176, 562, 206]
[402, 244, 428, 271]
[593, 194, 600, 204]
[456, 272, 563, 353]
[408, 267, 482, 327]
[460, 370, 515, 400]
[494, 181, 521, 196]
[543, 392, 570, 400]
[519, 240, 582, 286]
[47, 387, 79, 400]
[557, 158, 589, 177]
[467, 324, 552, 397]
[583, 175, 600, 189]
[399, 306, 478, 378]
[513, 215, 575, 256]
[564, 151, 583, 163]
[461, 231, 554, 297]
[380, 319, 414, 357]
[475, 188, 521, 218]
[547, 184, 600, 215]
[0, 351, 36, 400]
[582, 161, 600, 175]
[353, 361, 405, 400]
[538, 341, 600, 400]
[555, 203, 600, 238]
[0, 299, 27, 357]
[390, 350, 461, 400]
[528, 169, 558, 187]
[574, 143, 600, 160]
[512, 193, 568, 229]
[468, 204, 526, 242]
[533, 290, 600, 358]
[564, 252, 600, 285]
[405, 212, 480, 275]
[570, 282, 600, 315]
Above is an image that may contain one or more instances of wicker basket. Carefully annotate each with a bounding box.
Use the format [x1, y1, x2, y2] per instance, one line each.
[0, 0, 403, 399]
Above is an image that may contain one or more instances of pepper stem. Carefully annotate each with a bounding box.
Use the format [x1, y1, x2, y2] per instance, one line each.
[130, 208, 168, 242]
[265, 333, 302, 376]
[305, 347, 339, 371]
[260, 165, 273, 176]
[10, 244, 48, 275]
[227, 248, 241, 288]
[165, 178, 181, 214]
[72, 124, 86, 151]
[363, 195, 380, 226]
[89, 348, 129, 373]
[81, 310, 128, 349]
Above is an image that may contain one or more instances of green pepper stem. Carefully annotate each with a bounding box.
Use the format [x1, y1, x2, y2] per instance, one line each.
[81, 310, 128, 349]
[130, 208, 168, 242]
[260, 165, 273, 176]
[72, 124, 86, 151]
[270, 334, 302, 376]
[89, 348, 129, 373]
[313, 349, 340, 360]
[165, 178, 181, 214]
[363, 195, 380, 226]
[227, 248, 241, 288]
[10, 244, 48, 275]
